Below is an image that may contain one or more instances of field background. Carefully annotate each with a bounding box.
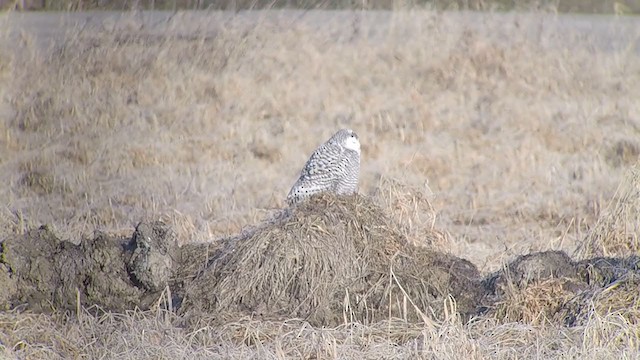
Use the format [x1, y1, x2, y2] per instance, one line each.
[1, 3, 640, 359]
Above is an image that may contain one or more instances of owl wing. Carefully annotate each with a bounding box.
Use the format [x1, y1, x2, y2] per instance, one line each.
[298, 143, 345, 181]
[287, 143, 348, 204]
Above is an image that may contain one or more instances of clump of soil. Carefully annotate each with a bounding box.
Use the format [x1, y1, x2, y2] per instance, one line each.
[0, 221, 180, 313]
[482, 251, 640, 326]
[560, 256, 640, 326]
[483, 251, 579, 291]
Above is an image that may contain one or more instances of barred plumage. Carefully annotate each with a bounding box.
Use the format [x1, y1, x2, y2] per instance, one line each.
[287, 129, 361, 205]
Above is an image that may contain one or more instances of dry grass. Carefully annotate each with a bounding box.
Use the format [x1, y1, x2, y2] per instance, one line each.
[575, 164, 640, 258]
[1, 8, 640, 359]
[490, 277, 578, 326]
[1, 307, 639, 359]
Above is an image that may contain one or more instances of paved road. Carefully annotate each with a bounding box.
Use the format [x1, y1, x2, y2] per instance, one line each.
[1, 10, 639, 54]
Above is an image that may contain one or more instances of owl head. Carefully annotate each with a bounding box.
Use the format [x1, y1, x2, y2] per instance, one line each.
[331, 128, 360, 153]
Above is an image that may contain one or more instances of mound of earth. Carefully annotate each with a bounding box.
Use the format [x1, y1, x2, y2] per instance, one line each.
[482, 251, 640, 325]
[180, 194, 484, 326]
[0, 222, 182, 312]
[560, 256, 640, 326]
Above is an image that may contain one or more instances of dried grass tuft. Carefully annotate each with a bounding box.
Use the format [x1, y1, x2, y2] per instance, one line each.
[372, 176, 455, 251]
[491, 277, 578, 325]
[576, 164, 640, 259]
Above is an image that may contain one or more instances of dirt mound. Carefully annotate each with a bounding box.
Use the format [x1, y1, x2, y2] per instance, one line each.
[0, 222, 180, 313]
[483, 251, 578, 290]
[559, 256, 640, 326]
[481, 251, 581, 324]
[482, 251, 640, 325]
[181, 194, 483, 326]
[576, 256, 640, 286]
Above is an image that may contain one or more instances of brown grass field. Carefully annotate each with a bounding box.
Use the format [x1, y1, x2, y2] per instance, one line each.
[1, 8, 640, 359]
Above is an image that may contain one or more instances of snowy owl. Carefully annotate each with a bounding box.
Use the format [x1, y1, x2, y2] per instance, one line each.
[287, 129, 361, 205]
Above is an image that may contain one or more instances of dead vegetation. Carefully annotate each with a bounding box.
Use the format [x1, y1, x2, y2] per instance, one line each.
[575, 166, 640, 259]
[1, 9, 640, 360]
